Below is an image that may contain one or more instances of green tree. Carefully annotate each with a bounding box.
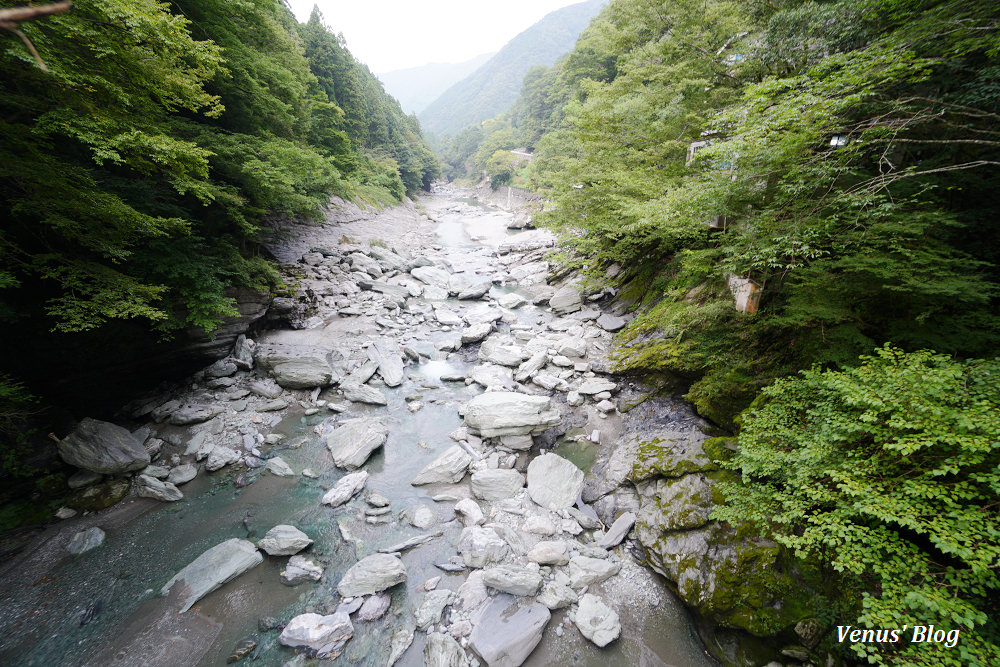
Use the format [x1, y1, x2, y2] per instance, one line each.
[714, 347, 1000, 666]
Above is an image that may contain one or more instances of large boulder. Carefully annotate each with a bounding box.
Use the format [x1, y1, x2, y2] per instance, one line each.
[471, 469, 524, 501]
[257, 525, 312, 556]
[337, 553, 407, 597]
[341, 382, 387, 406]
[575, 594, 621, 647]
[368, 339, 404, 387]
[161, 538, 263, 612]
[255, 344, 338, 389]
[411, 265, 452, 290]
[469, 595, 550, 667]
[526, 454, 583, 510]
[463, 392, 561, 438]
[568, 556, 620, 588]
[415, 589, 455, 630]
[482, 565, 542, 597]
[136, 475, 183, 502]
[478, 335, 527, 367]
[57, 418, 150, 474]
[325, 419, 388, 470]
[279, 612, 353, 652]
[321, 470, 369, 507]
[410, 445, 473, 485]
[548, 285, 582, 314]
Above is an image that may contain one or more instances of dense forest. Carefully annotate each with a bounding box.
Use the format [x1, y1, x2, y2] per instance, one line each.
[0, 1, 438, 434]
[455, 0, 1000, 664]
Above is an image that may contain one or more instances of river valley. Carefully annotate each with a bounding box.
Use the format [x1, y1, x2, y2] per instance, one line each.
[0, 187, 720, 667]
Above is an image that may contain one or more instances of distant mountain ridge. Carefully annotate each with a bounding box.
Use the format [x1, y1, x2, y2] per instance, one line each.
[418, 0, 607, 138]
[378, 52, 495, 115]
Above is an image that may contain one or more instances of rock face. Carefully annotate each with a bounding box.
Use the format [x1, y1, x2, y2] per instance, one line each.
[337, 553, 407, 597]
[257, 525, 312, 556]
[615, 426, 815, 636]
[471, 469, 525, 501]
[325, 419, 388, 470]
[279, 612, 353, 651]
[136, 474, 183, 502]
[526, 454, 584, 510]
[411, 445, 473, 485]
[463, 392, 561, 438]
[57, 418, 150, 474]
[321, 470, 369, 507]
[67, 527, 105, 554]
[575, 594, 621, 647]
[161, 538, 263, 612]
[469, 595, 550, 667]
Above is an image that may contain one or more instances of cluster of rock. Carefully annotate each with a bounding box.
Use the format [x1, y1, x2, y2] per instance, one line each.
[271, 381, 637, 665]
[43, 196, 675, 666]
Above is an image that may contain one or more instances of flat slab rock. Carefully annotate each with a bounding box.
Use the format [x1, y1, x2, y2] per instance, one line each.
[463, 392, 561, 438]
[410, 445, 473, 485]
[325, 419, 388, 470]
[337, 553, 407, 597]
[469, 594, 550, 667]
[161, 538, 263, 612]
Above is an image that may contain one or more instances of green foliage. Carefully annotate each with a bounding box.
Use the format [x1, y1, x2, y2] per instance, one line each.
[0, 0, 437, 342]
[714, 347, 1000, 665]
[485, 150, 520, 188]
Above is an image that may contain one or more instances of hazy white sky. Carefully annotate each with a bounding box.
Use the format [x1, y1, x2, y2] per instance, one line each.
[287, 1, 584, 73]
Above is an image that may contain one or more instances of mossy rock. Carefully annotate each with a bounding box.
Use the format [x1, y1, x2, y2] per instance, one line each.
[702, 437, 738, 465]
[68, 478, 130, 511]
[631, 431, 717, 481]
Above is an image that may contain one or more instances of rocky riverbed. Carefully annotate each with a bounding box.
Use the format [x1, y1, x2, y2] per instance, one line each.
[0, 186, 727, 667]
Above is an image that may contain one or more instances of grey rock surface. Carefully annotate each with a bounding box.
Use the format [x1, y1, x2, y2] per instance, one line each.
[161, 538, 263, 612]
[57, 418, 149, 474]
[411, 445, 473, 485]
[469, 595, 550, 667]
[257, 525, 312, 556]
[575, 593, 621, 647]
[325, 419, 388, 470]
[463, 392, 560, 438]
[337, 553, 406, 597]
[526, 453, 584, 510]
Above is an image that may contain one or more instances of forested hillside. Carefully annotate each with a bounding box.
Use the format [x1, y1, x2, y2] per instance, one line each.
[378, 52, 495, 115]
[417, 0, 606, 139]
[464, 0, 1000, 664]
[0, 1, 437, 423]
